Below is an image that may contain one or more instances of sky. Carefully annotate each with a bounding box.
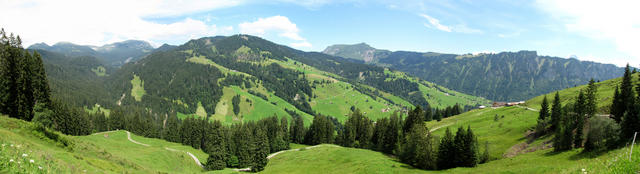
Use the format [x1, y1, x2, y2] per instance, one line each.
[1, 0, 639, 67]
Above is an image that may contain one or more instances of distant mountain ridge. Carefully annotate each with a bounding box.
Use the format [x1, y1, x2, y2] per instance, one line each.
[322, 43, 390, 63]
[28, 40, 154, 67]
[323, 43, 624, 101]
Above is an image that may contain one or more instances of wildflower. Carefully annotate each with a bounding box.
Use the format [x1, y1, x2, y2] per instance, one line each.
[10, 144, 13, 147]
[22, 153, 27, 157]
[1, 144, 5, 147]
[38, 166, 43, 170]
[30, 159, 34, 163]
[9, 159, 14, 163]
[582, 169, 585, 172]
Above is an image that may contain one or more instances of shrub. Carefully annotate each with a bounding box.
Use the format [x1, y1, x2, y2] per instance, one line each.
[584, 117, 620, 152]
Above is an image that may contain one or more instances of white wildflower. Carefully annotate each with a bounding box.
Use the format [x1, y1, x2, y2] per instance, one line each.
[582, 169, 586, 172]
[22, 153, 27, 157]
[38, 166, 43, 170]
[9, 159, 14, 162]
[10, 144, 13, 147]
[1, 144, 5, 147]
[29, 159, 34, 163]
[17, 161, 21, 164]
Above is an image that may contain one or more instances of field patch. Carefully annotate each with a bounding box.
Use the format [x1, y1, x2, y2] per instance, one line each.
[130, 74, 146, 102]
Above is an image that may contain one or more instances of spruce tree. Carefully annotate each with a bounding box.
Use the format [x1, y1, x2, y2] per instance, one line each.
[539, 95, 549, 121]
[611, 86, 623, 123]
[621, 102, 640, 140]
[437, 128, 455, 169]
[403, 106, 424, 134]
[585, 78, 598, 118]
[617, 64, 635, 123]
[251, 128, 269, 172]
[383, 112, 400, 154]
[551, 92, 562, 131]
[463, 126, 478, 167]
[453, 126, 467, 166]
[574, 91, 586, 148]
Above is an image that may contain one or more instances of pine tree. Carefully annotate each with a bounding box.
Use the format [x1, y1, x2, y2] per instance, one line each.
[251, 128, 269, 172]
[414, 125, 436, 170]
[453, 126, 467, 166]
[611, 86, 623, 123]
[621, 102, 640, 140]
[382, 112, 400, 154]
[574, 91, 586, 148]
[539, 95, 549, 120]
[617, 64, 635, 123]
[551, 92, 562, 131]
[204, 121, 227, 171]
[403, 106, 424, 134]
[463, 126, 478, 167]
[585, 78, 598, 118]
[437, 128, 455, 169]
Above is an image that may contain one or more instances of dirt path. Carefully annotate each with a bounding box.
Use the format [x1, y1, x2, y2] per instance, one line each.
[515, 105, 539, 112]
[126, 131, 150, 147]
[429, 123, 453, 133]
[93, 130, 204, 168]
[232, 144, 339, 172]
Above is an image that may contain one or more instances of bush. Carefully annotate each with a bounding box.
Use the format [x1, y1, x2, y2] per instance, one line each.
[584, 117, 620, 152]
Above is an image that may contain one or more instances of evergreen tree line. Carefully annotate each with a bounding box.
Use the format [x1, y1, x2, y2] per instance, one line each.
[0, 29, 51, 121]
[542, 64, 640, 152]
[298, 107, 483, 170]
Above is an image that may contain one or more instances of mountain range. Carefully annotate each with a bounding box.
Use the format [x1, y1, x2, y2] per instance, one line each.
[323, 43, 624, 101]
[29, 40, 155, 67]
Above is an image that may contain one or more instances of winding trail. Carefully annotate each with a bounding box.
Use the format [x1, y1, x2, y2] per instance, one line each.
[126, 131, 150, 147]
[232, 144, 340, 172]
[93, 130, 203, 168]
[430, 123, 453, 133]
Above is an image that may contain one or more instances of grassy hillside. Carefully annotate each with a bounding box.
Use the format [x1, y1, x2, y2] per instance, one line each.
[260, 142, 639, 174]
[426, 106, 539, 160]
[525, 73, 639, 113]
[0, 115, 208, 173]
[262, 145, 427, 174]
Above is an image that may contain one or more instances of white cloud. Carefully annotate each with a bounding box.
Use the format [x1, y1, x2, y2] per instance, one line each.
[239, 16, 312, 48]
[0, 0, 241, 47]
[420, 14, 452, 32]
[536, 0, 640, 67]
[420, 14, 482, 34]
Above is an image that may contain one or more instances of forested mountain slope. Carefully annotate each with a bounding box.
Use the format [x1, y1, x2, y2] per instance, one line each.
[324, 44, 624, 101]
[105, 35, 489, 124]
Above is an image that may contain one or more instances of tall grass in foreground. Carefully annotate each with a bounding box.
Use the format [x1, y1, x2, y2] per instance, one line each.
[0, 140, 56, 173]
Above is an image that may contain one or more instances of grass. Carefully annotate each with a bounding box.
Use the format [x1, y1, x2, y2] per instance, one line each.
[91, 66, 106, 77]
[130, 74, 146, 102]
[84, 103, 111, 117]
[0, 115, 208, 173]
[262, 144, 429, 174]
[524, 73, 639, 113]
[426, 106, 539, 160]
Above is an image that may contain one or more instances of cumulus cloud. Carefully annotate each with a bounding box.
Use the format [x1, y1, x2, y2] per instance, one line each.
[239, 16, 312, 48]
[536, 0, 640, 66]
[0, 0, 241, 47]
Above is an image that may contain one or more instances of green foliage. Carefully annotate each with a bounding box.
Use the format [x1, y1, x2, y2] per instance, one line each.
[232, 95, 240, 115]
[0, 29, 51, 121]
[304, 115, 335, 145]
[399, 123, 436, 170]
[251, 128, 269, 172]
[584, 116, 620, 152]
[437, 128, 455, 169]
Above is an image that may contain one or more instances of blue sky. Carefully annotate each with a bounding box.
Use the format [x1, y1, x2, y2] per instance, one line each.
[2, 0, 638, 66]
